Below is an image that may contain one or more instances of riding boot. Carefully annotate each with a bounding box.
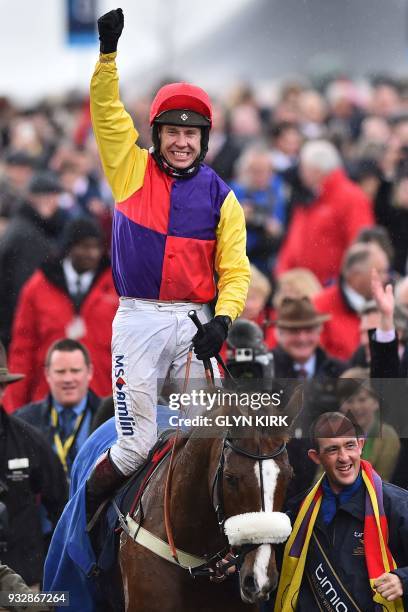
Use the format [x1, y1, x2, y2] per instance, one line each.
[86, 450, 127, 525]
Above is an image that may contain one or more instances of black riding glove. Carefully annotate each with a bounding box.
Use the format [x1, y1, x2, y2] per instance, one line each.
[192, 316, 231, 361]
[97, 8, 124, 54]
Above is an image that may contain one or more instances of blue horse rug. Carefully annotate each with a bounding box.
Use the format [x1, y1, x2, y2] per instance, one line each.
[44, 407, 177, 612]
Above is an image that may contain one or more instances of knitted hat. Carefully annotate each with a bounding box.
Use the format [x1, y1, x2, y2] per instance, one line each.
[28, 171, 63, 194]
[62, 217, 103, 253]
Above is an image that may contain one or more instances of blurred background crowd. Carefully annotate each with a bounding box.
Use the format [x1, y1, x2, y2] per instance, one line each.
[2, 72, 408, 376]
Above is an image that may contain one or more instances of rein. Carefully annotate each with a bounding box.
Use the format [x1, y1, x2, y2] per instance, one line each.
[164, 309, 217, 563]
[163, 344, 194, 563]
[122, 311, 288, 581]
[117, 426, 288, 580]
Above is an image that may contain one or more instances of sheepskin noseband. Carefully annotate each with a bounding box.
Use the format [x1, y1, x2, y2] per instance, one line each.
[224, 512, 292, 546]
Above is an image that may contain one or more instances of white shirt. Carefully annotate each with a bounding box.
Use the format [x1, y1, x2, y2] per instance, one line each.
[293, 354, 316, 379]
[374, 328, 396, 343]
[342, 283, 367, 313]
[62, 258, 94, 296]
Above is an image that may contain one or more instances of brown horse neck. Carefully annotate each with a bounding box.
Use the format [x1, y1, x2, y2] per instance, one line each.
[168, 436, 225, 556]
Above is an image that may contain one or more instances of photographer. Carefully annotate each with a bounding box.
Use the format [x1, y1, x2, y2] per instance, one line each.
[226, 316, 330, 498]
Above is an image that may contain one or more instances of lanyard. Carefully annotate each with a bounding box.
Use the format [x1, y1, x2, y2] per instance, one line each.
[51, 406, 85, 475]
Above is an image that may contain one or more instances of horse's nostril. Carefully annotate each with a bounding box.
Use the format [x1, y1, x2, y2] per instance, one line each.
[243, 574, 258, 593]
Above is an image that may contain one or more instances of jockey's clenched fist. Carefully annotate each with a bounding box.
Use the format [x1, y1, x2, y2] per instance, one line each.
[97, 8, 124, 53]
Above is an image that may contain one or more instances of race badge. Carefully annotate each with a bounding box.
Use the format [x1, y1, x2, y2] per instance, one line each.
[8, 458, 29, 470]
[353, 531, 365, 556]
[7, 457, 29, 482]
[66, 316, 86, 340]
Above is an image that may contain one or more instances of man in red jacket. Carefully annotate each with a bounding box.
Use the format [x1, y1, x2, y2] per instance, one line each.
[314, 242, 390, 360]
[276, 139, 374, 285]
[6, 218, 118, 410]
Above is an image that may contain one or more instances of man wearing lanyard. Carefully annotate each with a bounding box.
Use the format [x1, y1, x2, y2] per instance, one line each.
[16, 339, 101, 478]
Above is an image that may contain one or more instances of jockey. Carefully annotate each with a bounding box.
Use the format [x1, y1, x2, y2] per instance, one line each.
[86, 8, 250, 516]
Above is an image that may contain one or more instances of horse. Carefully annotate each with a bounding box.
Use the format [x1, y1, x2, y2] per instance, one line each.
[118, 392, 300, 612]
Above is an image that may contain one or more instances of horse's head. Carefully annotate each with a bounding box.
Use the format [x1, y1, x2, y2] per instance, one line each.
[207, 387, 301, 603]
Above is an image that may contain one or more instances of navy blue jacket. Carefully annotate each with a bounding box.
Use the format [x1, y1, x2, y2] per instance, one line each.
[15, 390, 101, 472]
[263, 479, 408, 611]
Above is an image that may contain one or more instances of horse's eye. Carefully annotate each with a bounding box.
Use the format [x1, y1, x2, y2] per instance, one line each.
[225, 473, 239, 487]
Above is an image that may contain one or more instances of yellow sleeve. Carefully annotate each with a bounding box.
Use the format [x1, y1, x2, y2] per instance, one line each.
[90, 52, 148, 202]
[215, 191, 250, 321]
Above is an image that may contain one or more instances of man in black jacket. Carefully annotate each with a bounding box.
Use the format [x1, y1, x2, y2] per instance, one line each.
[273, 297, 346, 380]
[270, 297, 347, 499]
[0, 171, 68, 348]
[0, 343, 67, 587]
[268, 412, 408, 611]
[273, 297, 347, 419]
[367, 269, 408, 488]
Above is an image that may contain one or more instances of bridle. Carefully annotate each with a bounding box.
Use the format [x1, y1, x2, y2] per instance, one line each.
[115, 312, 292, 584]
[162, 312, 290, 579]
[115, 433, 289, 581]
[186, 436, 288, 579]
[211, 436, 287, 530]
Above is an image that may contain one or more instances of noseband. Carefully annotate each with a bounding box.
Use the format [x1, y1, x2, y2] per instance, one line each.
[212, 436, 287, 529]
[186, 436, 289, 580]
[117, 433, 289, 581]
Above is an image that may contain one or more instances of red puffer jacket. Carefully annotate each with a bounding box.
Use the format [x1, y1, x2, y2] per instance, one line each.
[276, 169, 374, 285]
[313, 283, 360, 360]
[5, 259, 118, 411]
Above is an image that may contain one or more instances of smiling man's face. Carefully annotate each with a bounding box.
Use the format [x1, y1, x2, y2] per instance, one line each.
[308, 437, 364, 493]
[159, 124, 201, 169]
[45, 349, 93, 408]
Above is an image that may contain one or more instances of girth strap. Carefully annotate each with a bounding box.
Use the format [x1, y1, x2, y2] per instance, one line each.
[125, 514, 207, 569]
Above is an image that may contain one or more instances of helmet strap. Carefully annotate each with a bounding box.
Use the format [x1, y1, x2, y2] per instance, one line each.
[152, 149, 201, 179]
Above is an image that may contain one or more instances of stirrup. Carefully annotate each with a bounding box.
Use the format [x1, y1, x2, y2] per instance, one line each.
[85, 450, 127, 530]
[86, 498, 110, 532]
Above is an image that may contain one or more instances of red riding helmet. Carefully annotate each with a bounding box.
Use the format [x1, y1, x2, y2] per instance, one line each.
[149, 82, 212, 127]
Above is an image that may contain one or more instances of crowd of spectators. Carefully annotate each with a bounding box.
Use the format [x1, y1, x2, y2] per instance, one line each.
[2, 76, 408, 350]
[2, 72, 408, 590]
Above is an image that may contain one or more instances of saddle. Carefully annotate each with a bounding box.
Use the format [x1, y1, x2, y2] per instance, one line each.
[116, 428, 178, 518]
[90, 430, 178, 574]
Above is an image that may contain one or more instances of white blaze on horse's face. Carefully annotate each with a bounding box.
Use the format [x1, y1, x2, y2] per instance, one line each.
[254, 459, 279, 513]
[253, 459, 280, 592]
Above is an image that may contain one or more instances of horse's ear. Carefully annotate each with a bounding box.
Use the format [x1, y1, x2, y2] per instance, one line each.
[277, 382, 304, 438]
